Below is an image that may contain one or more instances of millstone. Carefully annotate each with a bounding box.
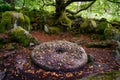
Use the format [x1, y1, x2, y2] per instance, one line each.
[31, 40, 88, 72]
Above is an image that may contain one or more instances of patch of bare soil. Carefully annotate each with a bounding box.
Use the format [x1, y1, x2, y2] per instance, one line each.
[0, 31, 119, 80]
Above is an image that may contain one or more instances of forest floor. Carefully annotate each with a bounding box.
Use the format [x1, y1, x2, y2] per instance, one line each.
[0, 31, 120, 80]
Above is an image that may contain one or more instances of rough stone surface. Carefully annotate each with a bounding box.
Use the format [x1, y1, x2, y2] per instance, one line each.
[31, 40, 88, 72]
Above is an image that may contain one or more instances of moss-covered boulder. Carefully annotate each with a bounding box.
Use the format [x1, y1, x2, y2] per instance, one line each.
[10, 26, 39, 47]
[44, 24, 61, 34]
[80, 18, 97, 33]
[86, 40, 115, 48]
[0, 11, 31, 33]
[91, 34, 105, 40]
[95, 19, 110, 34]
[79, 71, 120, 80]
[104, 26, 120, 41]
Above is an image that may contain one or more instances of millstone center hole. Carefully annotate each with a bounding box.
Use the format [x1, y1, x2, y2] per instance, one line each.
[55, 47, 66, 54]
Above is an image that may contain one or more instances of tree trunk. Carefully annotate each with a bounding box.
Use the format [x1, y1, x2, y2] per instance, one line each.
[55, 0, 65, 18]
[55, 0, 72, 31]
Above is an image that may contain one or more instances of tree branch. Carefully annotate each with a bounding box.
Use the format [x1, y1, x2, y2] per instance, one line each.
[64, 0, 94, 8]
[66, 0, 96, 15]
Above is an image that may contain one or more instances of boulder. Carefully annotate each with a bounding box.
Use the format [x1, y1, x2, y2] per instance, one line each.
[0, 11, 30, 33]
[95, 18, 110, 34]
[31, 40, 88, 72]
[104, 26, 120, 41]
[44, 24, 61, 34]
[10, 26, 39, 47]
[80, 18, 97, 33]
[86, 40, 116, 48]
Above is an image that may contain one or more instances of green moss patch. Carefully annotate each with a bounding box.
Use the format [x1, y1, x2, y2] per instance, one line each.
[0, 11, 31, 33]
[80, 18, 96, 33]
[10, 26, 39, 47]
[104, 26, 120, 41]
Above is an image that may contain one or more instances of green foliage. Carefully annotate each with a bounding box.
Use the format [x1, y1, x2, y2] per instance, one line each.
[0, 3, 12, 12]
[23, 9, 49, 30]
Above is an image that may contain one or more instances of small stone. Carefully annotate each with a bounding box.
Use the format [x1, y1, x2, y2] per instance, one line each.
[29, 42, 35, 47]
[0, 71, 5, 80]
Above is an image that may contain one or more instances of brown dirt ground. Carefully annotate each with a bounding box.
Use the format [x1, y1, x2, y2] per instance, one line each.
[0, 31, 120, 80]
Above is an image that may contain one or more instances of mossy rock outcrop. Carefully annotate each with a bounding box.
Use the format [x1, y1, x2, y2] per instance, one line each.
[10, 26, 39, 47]
[104, 26, 120, 41]
[0, 11, 31, 33]
[44, 24, 61, 34]
[86, 40, 115, 48]
[95, 19, 110, 34]
[80, 18, 97, 33]
[79, 71, 120, 80]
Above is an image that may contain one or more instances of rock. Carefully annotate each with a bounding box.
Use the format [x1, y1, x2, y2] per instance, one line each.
[87, 54, 95, 64]
[31, 40, 88, 72]
[90, 34, 105, 40]
[80, 18, 96, 33]
[10, 26, 39, 47]
[44, 24, 61, 34]
[0, 71, 5, 80]
[95, 18, 110, 34]
[0, 11, 31, 33]
[0, 51, 16, 60]
[86, 40, 115, 48]
[79, 71, 120, 80]
[104, 26, 120, 41]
